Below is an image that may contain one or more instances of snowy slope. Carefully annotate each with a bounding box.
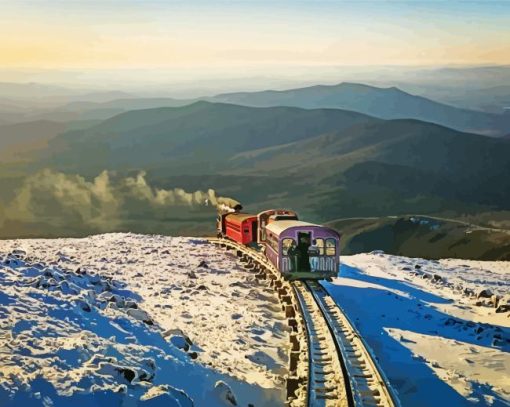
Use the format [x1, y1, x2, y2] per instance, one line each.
[325, 253, 510, 407]
[0, 234, 288, 407]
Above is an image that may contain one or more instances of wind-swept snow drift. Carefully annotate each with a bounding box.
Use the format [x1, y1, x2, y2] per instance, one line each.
[0, 234, 288, 406]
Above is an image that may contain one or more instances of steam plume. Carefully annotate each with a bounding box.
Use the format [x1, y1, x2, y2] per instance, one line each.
[3, 169, 239, 232]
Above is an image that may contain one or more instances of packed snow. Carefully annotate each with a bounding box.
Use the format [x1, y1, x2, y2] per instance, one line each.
[0, 233, 289, 406]
[324, 252, 510, 407]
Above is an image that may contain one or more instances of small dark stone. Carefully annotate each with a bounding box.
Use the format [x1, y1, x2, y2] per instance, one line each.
[117, 368, 136, 383]
[496, 304, 510, 313]
[189, 351, 198, 360]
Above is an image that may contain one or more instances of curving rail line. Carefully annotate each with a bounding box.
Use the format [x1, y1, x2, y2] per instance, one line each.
[305, 281, 399, 407]
[206, 237, 399, 407]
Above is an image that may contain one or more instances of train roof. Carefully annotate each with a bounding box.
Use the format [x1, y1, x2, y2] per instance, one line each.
[265, 220, 320, 236]
[225, 213, 257, 222]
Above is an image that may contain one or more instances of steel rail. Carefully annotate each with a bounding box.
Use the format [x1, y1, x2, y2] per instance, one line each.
[206, 237, 399, 407]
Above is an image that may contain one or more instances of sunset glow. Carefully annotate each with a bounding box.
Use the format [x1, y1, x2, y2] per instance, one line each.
[1, 0, 509, 70]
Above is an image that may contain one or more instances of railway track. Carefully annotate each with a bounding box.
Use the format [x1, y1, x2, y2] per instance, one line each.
[302, 281, 399, 407]
[207, 237, 399, 407]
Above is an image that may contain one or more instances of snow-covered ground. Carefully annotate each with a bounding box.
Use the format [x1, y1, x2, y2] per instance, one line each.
[3, 233, 509, 407]
[0, 234, 289, 406]
[325, 253, 510, 407]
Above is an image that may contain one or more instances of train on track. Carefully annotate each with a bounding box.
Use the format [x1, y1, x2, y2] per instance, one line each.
[216, 204, 341, 280]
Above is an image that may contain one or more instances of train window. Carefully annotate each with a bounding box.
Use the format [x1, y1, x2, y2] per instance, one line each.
[282, 238, 296, 256]
[244, 228, 249, 234]
[325, 238, 336, 256]
[315, 238, 325, 255]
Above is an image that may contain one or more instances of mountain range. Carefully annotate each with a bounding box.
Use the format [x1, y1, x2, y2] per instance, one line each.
[1, 82, 507, 137]
[1, 81, 509, 245]
[29, 101, 509, 223]
[210, 82, 510, 136]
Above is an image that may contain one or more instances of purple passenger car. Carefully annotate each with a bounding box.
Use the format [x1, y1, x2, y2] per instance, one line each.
[263, 220, 341, 280]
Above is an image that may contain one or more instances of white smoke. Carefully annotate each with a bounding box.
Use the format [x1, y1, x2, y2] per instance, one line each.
[4, 169, 239, 231]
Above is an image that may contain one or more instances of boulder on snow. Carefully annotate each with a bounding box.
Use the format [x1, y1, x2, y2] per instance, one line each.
[76, 299, 92, 312]
[495, 304, 510, 313]
[213, 381, 237, 406]
[11, 249, 27, 259]
[477, 289, 493, 299]
[432, 274, 443, 283]
[124, 300, 138, 309]
[140, 385, 193, 406]
[164, 328, 193, 351]
[463, 287, 474, 297]
[127, 308, 153, 324]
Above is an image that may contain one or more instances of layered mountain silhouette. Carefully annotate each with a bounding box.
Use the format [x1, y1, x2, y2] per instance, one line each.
[210, 82, 510, 136]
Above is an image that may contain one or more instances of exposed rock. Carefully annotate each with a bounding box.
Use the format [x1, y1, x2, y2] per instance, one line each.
[11, 249, 27, 259]
[214, 381, 237, 406]
[140, 385, 193, 406]
[495, 304, 510, 313]
[77, 300, 92, 313]
[476, 289, 493, 299]
[127, 308, 152, 324]
[117, 367, 136, 383]
[198, 260, 209, 269]
[492, 338, 505, 347]
[432, 274, 443, 283]
[165, 328, 193, 352]
[125, 300, 138, 309]
[463, 287, 474, 297]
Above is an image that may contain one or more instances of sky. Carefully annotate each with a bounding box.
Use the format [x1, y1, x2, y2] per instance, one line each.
[1, 0, 509, 72]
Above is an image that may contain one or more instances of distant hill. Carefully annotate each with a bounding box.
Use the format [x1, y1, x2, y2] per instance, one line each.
[47, 101, 379, 173]
[0, 120, 69, 161]
[327, 215, 510, 260]
[0, 119, 101, 163]
[211, 82, 510, 136]
[0, 82, 131, 103]
[59, 97, 194, 121]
